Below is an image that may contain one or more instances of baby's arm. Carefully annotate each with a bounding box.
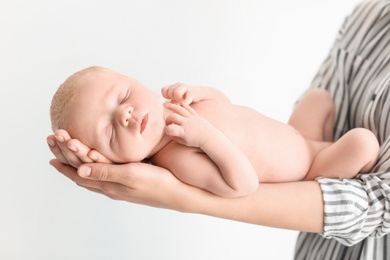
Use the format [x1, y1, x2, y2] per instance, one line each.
[164, 102, 258, 197]
[161, 83, 229, 105]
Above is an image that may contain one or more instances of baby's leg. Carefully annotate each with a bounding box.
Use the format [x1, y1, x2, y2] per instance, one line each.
[304, 128, 379, 180]
[288, 88, 334, 142]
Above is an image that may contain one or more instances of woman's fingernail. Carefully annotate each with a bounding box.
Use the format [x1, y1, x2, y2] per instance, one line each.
[79, 166, 91, 177]
[55, 135, 65, 143]
[67, 145, 78, 152]
[47, 139, 55, 147]
[89, 155, 98, 161]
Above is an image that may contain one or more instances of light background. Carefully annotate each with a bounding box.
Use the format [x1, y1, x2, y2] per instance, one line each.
[1, 0, 359, 259]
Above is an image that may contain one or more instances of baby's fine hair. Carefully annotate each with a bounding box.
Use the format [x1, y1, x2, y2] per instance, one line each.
[50, 66, 108, 131]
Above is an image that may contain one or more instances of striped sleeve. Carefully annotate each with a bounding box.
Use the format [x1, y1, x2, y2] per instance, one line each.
[305, 0, 390, 246]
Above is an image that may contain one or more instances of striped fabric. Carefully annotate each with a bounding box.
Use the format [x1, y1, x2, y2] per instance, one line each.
[294, 0, 390, 259]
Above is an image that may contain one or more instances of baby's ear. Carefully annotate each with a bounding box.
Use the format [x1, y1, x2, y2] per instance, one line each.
[88, 150, 113, 164]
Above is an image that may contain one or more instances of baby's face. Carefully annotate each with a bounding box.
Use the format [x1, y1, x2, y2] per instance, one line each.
[66, 70, 166, 163]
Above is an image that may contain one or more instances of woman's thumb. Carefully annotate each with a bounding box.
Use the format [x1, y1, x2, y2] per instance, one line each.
[78, 163, 112, 182]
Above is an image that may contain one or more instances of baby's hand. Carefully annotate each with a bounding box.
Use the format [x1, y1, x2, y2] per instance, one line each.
[165, 103, 212, 148]
[161, 83, 194, 105]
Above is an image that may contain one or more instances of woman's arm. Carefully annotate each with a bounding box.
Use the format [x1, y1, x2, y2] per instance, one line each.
[48, 128, 323, 232]
[50, 158, 324, 233]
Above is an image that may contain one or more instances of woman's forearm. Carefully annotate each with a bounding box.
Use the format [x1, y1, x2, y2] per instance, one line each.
[52, 156, 324, 233]
[190, 181, 324, 233]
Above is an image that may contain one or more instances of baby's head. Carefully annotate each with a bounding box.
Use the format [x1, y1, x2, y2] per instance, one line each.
[50, 66, 167, 163]
[50, 66, 105, 132]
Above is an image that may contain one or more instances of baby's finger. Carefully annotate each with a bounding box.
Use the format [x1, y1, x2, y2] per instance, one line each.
[181, 103, 197, 115]
[165, 124, 184, 138]
[165, 113, 185, 126]
[162, 83, 185, 101]
[182, 94, 193, 105]
[165, 102, 191, 116]
[173, 85, 187, 102]
[161, 85, 172, 99]
[161, 83, 178, 99]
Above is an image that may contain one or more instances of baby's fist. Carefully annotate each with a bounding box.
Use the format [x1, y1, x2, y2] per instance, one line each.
[161, 83, 193, 105]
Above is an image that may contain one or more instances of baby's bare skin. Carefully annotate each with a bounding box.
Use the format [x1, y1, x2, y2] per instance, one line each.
[190, 100, 315, 183]
[54, 67, 378, 198]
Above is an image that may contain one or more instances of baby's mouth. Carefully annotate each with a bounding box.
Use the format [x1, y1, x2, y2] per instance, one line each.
[140, 114, 148, 133]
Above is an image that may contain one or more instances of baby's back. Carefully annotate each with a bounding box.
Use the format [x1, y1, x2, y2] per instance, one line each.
[192, 100, 313, 182]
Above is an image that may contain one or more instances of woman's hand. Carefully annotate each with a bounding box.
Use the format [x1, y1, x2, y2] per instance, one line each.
[49, 158, 324, 232]
[49, 158, 210, 212]
[47, 128, 205, 211]
[47, 129, 112, 168]
[46, 129, 205, 211]
[47, 131, 324, 233]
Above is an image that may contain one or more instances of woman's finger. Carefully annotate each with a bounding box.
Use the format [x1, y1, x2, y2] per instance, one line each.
[50, 159, 125, 199]
[50, 159, 90, 185]
[66, 139, 94, 163]
[47, 135, 69, 164]
[88, 150, 113, 163]
[54, 129, 84, 167]
[77, 163, 131, 183]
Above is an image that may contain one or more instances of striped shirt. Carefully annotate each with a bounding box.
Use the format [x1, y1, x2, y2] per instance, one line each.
[294, 0, 390, 259]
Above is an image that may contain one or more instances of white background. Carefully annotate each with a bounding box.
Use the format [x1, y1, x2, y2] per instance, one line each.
[1, 0, 359, 259]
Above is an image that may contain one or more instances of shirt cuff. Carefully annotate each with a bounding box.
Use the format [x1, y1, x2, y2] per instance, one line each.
[317, 177, 369, 246]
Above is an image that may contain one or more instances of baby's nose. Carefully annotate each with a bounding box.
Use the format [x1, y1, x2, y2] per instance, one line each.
[119, 106, 134, 127]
